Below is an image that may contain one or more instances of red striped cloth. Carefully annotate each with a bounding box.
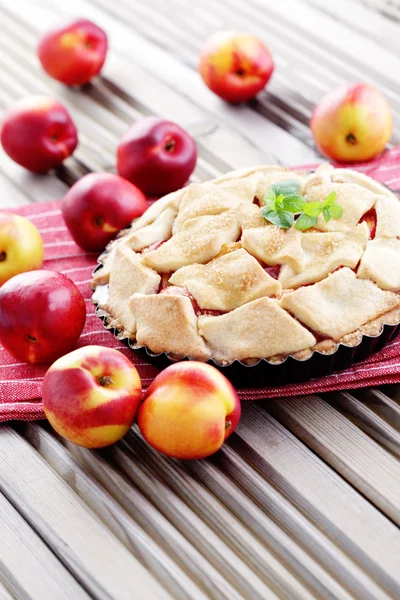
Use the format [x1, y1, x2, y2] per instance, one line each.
[1, 148, 399, 421]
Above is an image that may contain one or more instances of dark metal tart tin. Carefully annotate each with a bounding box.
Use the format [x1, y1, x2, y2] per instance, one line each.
[92, 269, 400, 388]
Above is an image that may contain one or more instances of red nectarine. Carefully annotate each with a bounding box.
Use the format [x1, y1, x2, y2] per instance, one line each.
[38, 18, 108, 86]
[0, 96, 78, 172]
[62, 172, 147, 251]
[117, 117, 197, 196]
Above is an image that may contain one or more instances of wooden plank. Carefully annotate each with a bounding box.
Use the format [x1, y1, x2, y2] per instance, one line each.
[0, 492, 88, 600]
[112, 431, 389, 600]
[234, 403, 400, 596]
[303, 0, 400, 50]
[267, 395, 400, 524]
[20, 422, 240, 600]
[326, 391, 400, 458]
[216, 445, 393, 600]
[0, 581, 14, 600]
[0, 427, 172, 600]
[0, 172, 35, 208]
[111, 437, 319, 600]
[245, 0, 400, 86]
[0, 152, 69, 205]
[357, 0, 400, 21]
[354, 388, 400, 429]
[69, 437, 297, 600]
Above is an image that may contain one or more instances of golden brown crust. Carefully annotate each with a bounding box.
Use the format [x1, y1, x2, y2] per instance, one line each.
[169, 249, 282, 310]
[91, 164, 400, 363]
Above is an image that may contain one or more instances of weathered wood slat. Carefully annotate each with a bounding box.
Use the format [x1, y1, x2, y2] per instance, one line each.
[357, 0, 400, 22]
[0, 583, 14, 600]
[73, 438, 296, 599]
[304, 0, 400, 50]
[0, 491, 89, 600]
[0, 151, 69, 205]
[327, 391, 400, 458]
[354, 388, 400, 429]
[235, 403, 400, 596]
[145, 0, 399, 143]
[92, 0, 326, 142]
[0, 427, 173, 600]
[0, 4, 234, 180]
[115, 431, 383, 600]
[267, 395, 400, 525]
[216, 445, 393, 600]
[112, 436, 316, 600]
[20, 422, 244, 600]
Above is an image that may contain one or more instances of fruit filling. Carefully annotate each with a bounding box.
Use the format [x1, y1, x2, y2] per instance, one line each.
[263, 264, 281, 280]
[360, 209, 377, 239]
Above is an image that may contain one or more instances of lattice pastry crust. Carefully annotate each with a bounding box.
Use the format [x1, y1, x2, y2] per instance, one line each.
[91, 164, 400, 364]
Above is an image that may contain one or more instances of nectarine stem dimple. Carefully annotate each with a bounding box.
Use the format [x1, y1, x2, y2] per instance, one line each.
[0, 251, 6, 262]
[236, 68, 245, 76]
[346, 133, 357, 145]
[26, 334, 37, 343]
[164, 139, 176, 152]
[225, 420, 232, 432]
[97, 375, 114, 387]
[93, 215, 105, 228]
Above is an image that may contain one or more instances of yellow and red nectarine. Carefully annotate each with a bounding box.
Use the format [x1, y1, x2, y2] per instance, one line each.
[0, 213, 44, 286]
[137, 361, 241, 460]
[199, 31, 274, 103]
[43, 346, 142, 448]
[311, 83, 392, 162]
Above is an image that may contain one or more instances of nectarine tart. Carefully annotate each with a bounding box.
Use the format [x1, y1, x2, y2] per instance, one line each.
[92, 164, 400, 383]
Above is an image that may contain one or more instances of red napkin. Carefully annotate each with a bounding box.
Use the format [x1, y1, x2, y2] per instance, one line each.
[1, 148, 399, 421]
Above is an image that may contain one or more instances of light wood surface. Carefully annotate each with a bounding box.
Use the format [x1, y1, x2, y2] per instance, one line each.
[0, 0, 399, 598]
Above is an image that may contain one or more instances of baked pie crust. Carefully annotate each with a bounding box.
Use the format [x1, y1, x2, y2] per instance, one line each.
[92, 164, 400, 365]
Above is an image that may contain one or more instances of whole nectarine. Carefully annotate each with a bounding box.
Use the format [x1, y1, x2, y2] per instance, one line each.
[199, 31, 274, 103]
[0, 213, 44, 286]
[137, 361, 241, 459]
[0, 270, 86, 364]
[0, 96, 78, 172]
[38, 18, 108, 85]
[62, 172, 147, 251]
[117, 117, 197, 196]
[43, 346, 142, 448]
[311, 83, 393, 162]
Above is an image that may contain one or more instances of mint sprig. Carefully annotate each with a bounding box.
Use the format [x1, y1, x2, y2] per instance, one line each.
[260, 180, 343, 231]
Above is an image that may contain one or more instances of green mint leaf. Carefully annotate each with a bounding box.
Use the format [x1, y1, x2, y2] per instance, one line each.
[323, 191, 337, 207]
[328, 204, 343, 219]
[263, 189, 277, 210]
[275, 193, 286, 210]
[295, 213, 318, 230]
[283, 195, 306, 213]
[270, 179, 300, 198]
[261, 206, 273, 219]
[322, 206, 332, 223]
[262, 209, 294, 229]
[303, 201, 323, 218]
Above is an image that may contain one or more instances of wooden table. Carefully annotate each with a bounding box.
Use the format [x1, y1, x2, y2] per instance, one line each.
[1, 1, 400, 598]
